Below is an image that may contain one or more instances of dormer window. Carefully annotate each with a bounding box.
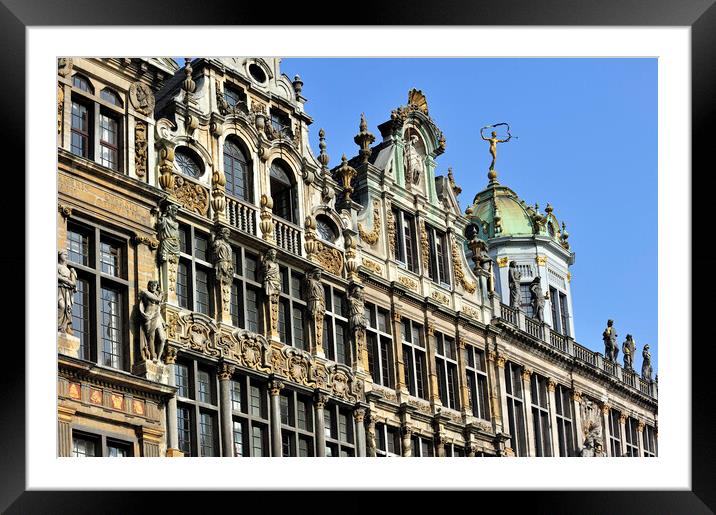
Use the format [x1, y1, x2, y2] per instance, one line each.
[270, 109, 290, 136]
[224, 84, 246, 109]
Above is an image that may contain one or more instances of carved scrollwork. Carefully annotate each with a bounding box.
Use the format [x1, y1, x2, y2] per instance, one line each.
[172, 176, 209, 215]
[358, 200, 381, 245]
[312, 242, 344, 276]
[451, 239, 476, 294]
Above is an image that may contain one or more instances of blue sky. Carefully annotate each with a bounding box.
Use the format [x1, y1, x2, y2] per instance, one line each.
[280, 58, 657, 373]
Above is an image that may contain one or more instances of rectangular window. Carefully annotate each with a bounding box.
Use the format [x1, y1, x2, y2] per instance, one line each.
[609, 410, 622, 457]
[177, 261, 190, 309]
[625, 417, 639, 457]
[72, 278, 91, 360]
[67, 229, 90, 266]
[197, 369, 213, 404]
[505, 362, 527, 456]
[402, 319, 428, 399]
[292, 305, 306, 351]
[177, 406, 193, 456]
[100, 287, 123, 369]
[550, 286, 560, 333]
[520, 284, 534, 318]
[175, 363, 191, 398]
[466, 346, 490, 420]
[246, 288, 259, 332]
[324, 284, 349, 364]
[278, 299, 290, 344]
[393, 209, 418, 272]
[195, 269, 211, 315]
[70, 100, 91, 158]
[435, 331, 459, 410]
[107, 440, 132, 457]
[643, 425, 657, 457]
[99, 113, 119, 170]
[72, 434, 98, 457]
[530, 374, 553, 457]
[555, 384, 575, 457]
[559, 293, 570, 336]
[99, 240, 122, 277]
[224, 84, 246, 108]
[231, 379, 242, 412]
[233, 420, 246, 457]
[427, 225, 451, 286]
[199, 412, 216, 457]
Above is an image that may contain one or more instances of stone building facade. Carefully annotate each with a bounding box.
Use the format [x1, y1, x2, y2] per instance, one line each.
[56, 57, 658, 458]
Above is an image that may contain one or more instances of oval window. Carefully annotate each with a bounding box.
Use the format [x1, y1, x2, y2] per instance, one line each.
[248, 63, 267, 84]
[316, 215, 338, 243]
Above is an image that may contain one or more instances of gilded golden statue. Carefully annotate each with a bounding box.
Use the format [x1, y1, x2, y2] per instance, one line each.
[480, 123, 513, 170]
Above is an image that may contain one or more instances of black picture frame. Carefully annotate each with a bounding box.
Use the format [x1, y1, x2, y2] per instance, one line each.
[2, 1, 713, 513]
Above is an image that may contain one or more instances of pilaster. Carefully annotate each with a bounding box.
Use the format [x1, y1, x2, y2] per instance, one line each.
[521, 368, 535, 456]
[391, 307, 408, 394]
[601, 403, 612, 457]
[218, 362, 235, 457]
[353, 407, 367, 457]
[547, 379, 560, 456]
[268, 378, 284, 457]
[57, 405, 76, 457]
[314, 391, 328, 457]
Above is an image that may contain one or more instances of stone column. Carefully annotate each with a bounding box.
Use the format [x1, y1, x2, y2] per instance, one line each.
[547, 379, 560, 456]
[353, 407, 367, 457]
[218, 363, 235, 457]
[487, 350, 504, 433]
[269, 379, 284, 457]
[456, 335, 471, 416]
[425, 322, 441, 407]
[401, 424, 413, 457]
[521, 368, 535, 456]
[391, 308, 408, 394]
[57, 405, 75, 457]
[314, 392, 328, 457]
[601, 404, 612, 457]
[619, 413, 628, 456]
[637, 421, 645, 457]
[163, 346, 182, 456]
[571, 390, 583, 452]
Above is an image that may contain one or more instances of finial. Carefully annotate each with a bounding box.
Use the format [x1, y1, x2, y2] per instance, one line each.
[318, 128, 329, 168]
[560, 221, 570, 249]
[545, 203, 553, 214]
[182, 58, 196, 94]
[293, 74, 303, 96]
[336, 154, 357, 202]
[354, 113, 375, 164]
[487, 169, 499, 185]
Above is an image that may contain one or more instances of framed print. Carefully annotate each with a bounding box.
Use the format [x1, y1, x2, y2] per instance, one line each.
[3, 0, 715, 513]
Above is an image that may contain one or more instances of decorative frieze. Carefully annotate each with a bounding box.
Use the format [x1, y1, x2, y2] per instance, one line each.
[134, 120, 148, 178]
[431, 290, 450, 306]
[361, 258, 383, 275]
[398, 275, 418, 291]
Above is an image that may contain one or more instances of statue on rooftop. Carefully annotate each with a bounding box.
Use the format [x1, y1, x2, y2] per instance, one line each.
[642, 344, 653, 381]
[508, 261, 521, 309]
[622, 334, 636, 371]
[529, 276, 547, 322]
[480, 123, 513, 171]
[603, 319, 618, 362]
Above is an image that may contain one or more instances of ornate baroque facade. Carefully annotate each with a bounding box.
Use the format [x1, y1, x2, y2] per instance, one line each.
[56, 57, 657, 458]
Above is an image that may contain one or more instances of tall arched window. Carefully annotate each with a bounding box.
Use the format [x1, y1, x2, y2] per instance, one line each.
[224, 139, 252, 202]
[270, 161, 297, 223]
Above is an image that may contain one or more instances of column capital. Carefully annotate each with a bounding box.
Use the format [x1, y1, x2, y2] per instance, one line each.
[457, 336, 468, 350]
[353, 407, 366, 423]
[570, 390, 582, 402]
[637, 421, 645, 433]
[391, 308, 402, 323]
[426, 322, 435, 336]
[547, 378, 557, 393]
[521, 368, 533, 382]
[400, 423, 413, 437]
[496, 354, 506, 368]
[487, 350, 497, 362]
[163, 345, 178, 365]
[217, 362, 235, 381]
[314, 391, 329, 408]
[619, 413, 627, 424]
[269, 378, 285, 396]
[58, 203, 73, 218]
[600, 403, 611, 415]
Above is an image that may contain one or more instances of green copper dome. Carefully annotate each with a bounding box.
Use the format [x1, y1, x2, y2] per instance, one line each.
[467, 184, 534, 239]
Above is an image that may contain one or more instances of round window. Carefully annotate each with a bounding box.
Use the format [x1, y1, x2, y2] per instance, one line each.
[248, 63, 267, 84]
[316, 215, 338, 243]
[174, 148, 203, 178]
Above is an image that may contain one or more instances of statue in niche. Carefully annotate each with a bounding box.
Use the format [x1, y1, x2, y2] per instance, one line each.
[138, 280, 167, 362]
[403, 133, 424, 186]
[622, 334, 636, 371]
[508, 261, 521, 309]
[211, 227, 234, 285]
[157, 204, 180, 263]
[57, 250, 77, 333]
[642, 344, 653, 381]
[260, 249, 281, 302]
[529, 276, 547, 322]
[579, 399, 605, 457]
[603, 319, 618, 362]
[347, 283, 367, 334]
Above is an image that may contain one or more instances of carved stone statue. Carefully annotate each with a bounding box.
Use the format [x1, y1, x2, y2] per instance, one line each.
[304, 268, 326, 350]
[212, 227, 234, 284]
[529, 276, 547, 322]
[403, 134, 424, 186]
[642, 344, 653, 381]
[347, 282, 367, 333]
[157, 204, 180, 263]
[138, 281, 167, 362]
[622, 334, 636, 371]
[580, 399, 605, 457]
[603, 319, 618, 362]
[261, 249, 280, 300]
[57, 250, 77, 333]
[508, 261, 521, 309]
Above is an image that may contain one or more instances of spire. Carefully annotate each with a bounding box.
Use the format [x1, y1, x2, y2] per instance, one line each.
[560, 222, 570, 249]
[354, 113, 375, 164]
